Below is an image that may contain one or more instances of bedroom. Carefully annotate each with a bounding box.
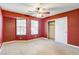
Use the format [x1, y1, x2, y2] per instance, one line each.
[0, 3, 79, 55]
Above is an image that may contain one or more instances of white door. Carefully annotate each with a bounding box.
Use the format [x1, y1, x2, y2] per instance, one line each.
[55, 17, 68, 44]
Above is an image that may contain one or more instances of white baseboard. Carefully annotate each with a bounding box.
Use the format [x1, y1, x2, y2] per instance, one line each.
[55, 41, 79, 49]
[67, 44, 79, 49]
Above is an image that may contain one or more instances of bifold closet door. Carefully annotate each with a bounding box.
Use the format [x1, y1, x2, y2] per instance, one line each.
[48, 21, 55, 39]
[55, 17, 68, 44]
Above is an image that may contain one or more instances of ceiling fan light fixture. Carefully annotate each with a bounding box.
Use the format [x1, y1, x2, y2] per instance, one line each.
[37, 7, 40, 10]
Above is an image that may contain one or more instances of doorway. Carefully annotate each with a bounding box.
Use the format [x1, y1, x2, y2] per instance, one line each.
[48, 21, 55, 40]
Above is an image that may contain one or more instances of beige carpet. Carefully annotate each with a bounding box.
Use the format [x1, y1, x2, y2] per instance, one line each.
[0, 38, 79, 55]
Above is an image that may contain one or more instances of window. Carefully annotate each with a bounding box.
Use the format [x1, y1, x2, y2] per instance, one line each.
[16, 19, 26, 35]
[31, 20, 39, 34]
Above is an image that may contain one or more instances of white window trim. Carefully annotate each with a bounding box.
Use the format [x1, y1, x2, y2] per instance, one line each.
[31, 20, 39, 35]
[16, 18, 26, 35]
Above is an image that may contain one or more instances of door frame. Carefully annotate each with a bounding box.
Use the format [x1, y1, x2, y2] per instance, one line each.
[45, 19, 55, 38]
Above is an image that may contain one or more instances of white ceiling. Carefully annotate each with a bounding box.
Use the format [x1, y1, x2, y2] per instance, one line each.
[0, 3, 79, 18]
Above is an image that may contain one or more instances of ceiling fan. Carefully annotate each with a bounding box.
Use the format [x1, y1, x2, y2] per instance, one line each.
[27, 3, 51, 17]
[28, 7, 50, 14]
[27, 7, 50, 18]
[36, 7, 50, 14]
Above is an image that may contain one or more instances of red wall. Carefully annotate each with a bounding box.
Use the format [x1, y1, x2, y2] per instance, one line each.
[0, 7, 3, 47]
[41, 9, 79, 46]
[2, 8, 79, 47]
[2, 10, 42, 42]
[3, 17, 16, 42]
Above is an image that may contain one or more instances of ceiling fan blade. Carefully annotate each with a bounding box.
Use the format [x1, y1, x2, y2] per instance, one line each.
[38, 12, 50, 14]
[48, 6, 79, 11]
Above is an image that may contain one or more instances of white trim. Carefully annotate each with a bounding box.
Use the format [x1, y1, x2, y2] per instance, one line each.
[55, 41, 79, 49]
[2, 37, 46, 45]
[2, 41, 18, 45]
[67, 44, 79, 49]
